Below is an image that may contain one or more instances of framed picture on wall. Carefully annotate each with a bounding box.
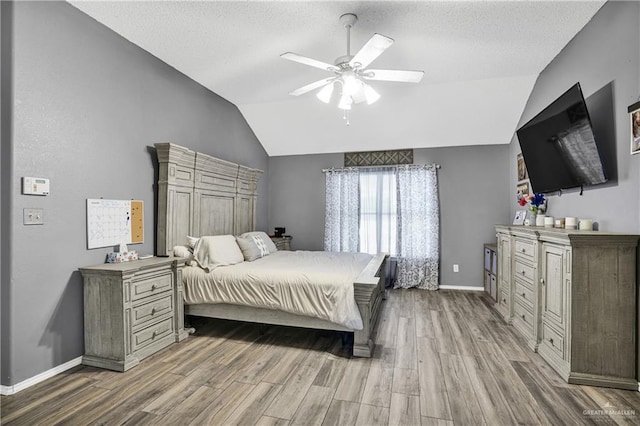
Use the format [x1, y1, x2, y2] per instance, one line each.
[517, 180, 530, 199]
[517, 153, 528, 180]
[629, 101, 640, 155]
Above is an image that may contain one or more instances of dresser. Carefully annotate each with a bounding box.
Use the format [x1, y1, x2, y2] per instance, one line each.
[79, 257, 187, 372]
[495, 225, 639, 390]
[270, 236, 292, 251]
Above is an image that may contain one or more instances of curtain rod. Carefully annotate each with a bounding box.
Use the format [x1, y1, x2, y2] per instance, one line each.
[322, 163, 441, 173]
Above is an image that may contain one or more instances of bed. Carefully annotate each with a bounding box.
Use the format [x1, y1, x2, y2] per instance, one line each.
[155, 143, 387, 357]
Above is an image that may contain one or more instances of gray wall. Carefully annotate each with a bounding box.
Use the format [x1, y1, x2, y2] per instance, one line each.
[509, 1, 640, 234]
[268, 153, 342, 251]
[1, 1, 12, 387]
[2, 1, 268, 386]
[269, 145, 511, 288]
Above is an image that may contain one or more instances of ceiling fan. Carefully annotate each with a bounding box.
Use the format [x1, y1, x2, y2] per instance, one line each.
[281, 13, 424, 116]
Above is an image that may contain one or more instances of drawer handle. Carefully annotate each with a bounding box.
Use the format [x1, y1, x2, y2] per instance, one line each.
[521, 314, 525, 320]
[151, 308, 156, 315]
[522, 292, 526, 298]
[549, 338, 554, 346]
[502, 298, 506, 303]
[521, 271, 526, 276]
[152, 330, 157, 339]
[151, 284, 157, 291]
[521, 248, 526, 253]
[540, 278, 545, 286]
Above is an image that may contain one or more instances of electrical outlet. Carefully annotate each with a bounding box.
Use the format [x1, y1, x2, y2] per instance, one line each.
[23, 208, 44, 225]
[453, 264, 459, 273]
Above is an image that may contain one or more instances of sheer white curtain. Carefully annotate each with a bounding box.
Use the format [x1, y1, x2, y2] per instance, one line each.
[359, 168, 397, 256]
[324, 168, 360, 252]
[395, 165, 440, 290]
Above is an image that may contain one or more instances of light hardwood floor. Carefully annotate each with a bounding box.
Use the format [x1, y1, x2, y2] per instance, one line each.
[2, 290, 640, 425]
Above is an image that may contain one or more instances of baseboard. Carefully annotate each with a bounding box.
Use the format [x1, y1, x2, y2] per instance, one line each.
[439, 285, 485, 291]
[0, 356, 83, 395]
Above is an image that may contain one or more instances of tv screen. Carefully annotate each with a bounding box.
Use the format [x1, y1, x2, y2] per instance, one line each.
[516, 83, 608, 194]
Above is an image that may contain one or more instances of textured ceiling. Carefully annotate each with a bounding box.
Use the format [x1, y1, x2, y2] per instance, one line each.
[69, 1, 605, 156]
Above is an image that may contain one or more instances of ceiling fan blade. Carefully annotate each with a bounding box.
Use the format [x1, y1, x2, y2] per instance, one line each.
[363, 69, 424, 83]
[349, 34, 394, 69]
[289, 77, 336, 97]
[281, 52, 339, 72]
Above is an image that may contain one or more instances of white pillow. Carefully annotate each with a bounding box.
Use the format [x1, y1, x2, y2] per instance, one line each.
[240, 231, 278, 254]
[193, 235, 244, 272]
[173, 245, 195, 265]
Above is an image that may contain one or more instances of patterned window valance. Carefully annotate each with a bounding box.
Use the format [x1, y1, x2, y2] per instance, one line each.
[344, 149, 413, 167]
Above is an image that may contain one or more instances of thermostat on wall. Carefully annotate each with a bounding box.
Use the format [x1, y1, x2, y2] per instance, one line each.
[22, 177, 50, 196]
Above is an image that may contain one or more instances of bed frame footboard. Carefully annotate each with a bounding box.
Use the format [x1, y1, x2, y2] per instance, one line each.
[353, 253, 389, 357]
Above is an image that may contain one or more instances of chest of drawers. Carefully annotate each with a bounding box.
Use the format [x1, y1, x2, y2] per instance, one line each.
[511, 233, 539, 351]
[79, 257, 187, 371]
[495, 225, 639, 390]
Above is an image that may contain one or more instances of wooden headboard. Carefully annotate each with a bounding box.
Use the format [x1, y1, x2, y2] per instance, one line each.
[155, 143, 263, 256]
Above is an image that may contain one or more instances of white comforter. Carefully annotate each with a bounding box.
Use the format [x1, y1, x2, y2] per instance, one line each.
[182, 250, 372, 330]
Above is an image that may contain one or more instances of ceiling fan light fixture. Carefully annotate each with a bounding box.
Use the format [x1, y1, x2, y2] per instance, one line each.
[363, 83, 380, 105]
[316, 83, 334, 104]
[342, 72, 359, 97]
[338, 93, 353, 110]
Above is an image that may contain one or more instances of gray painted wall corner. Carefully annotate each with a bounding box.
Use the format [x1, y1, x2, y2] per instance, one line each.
[0, 0, 13, 387]
[509, 1, 640, 235]
[5, 1, 268, 385]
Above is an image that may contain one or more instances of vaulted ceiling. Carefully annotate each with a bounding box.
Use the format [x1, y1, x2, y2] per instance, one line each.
[69, 1, 605, 156]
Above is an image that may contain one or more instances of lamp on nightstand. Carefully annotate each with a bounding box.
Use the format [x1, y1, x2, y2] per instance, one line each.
[274, 227, 286, 237]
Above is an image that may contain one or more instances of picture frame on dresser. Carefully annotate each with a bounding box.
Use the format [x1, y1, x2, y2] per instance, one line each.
[513, 210, 526, 225]
[629, 100, 640, 154]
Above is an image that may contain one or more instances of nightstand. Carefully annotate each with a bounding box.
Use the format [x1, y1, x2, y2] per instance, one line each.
[270, 235, 292, 251]
[79, 257, 186, 372]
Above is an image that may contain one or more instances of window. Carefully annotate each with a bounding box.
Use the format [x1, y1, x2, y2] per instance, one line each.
[359, 169, 397, 256]
[324, 164, 440, 289]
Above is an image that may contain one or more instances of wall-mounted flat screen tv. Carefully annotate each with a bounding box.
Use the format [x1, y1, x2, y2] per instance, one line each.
[516, 83, 608, 194]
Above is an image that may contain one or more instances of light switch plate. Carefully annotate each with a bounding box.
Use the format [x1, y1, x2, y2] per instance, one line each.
[23, 208, 44, 225]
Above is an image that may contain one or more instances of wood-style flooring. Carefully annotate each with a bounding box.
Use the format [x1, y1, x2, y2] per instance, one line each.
[2, 289, 640, 425]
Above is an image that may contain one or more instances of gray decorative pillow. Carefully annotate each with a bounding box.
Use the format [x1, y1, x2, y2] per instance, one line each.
[236, 236, 270, 261]
[239, 231, 278, 254]
[186, 235, 199, 249]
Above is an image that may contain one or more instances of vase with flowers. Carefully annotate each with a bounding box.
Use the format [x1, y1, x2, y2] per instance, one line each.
[518, 193, 546, 226]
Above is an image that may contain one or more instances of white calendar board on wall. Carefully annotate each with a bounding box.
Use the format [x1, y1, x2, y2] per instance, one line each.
[86, 199, 144, 249]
